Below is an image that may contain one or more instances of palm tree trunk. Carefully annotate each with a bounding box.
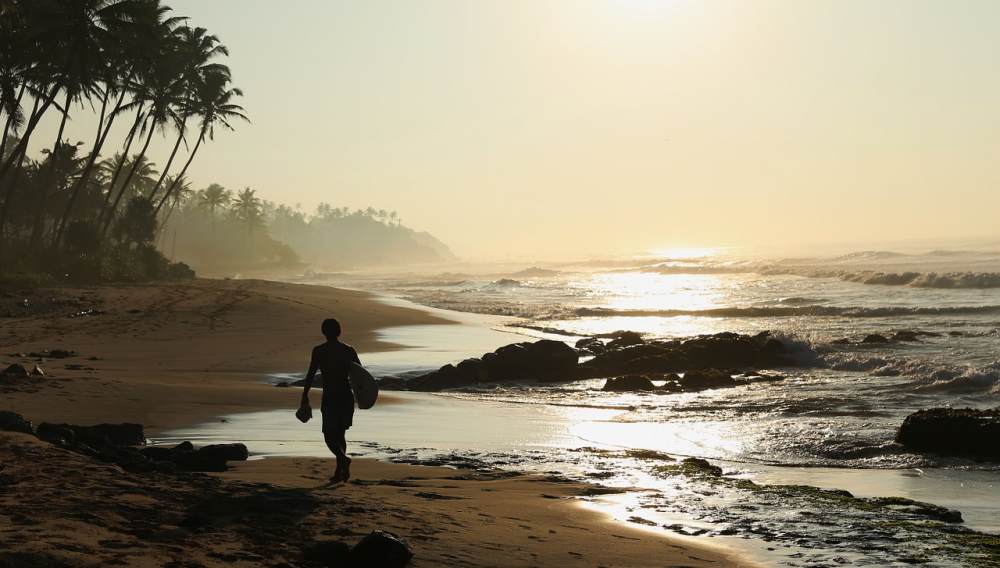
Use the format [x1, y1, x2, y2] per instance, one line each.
[148, 116, 188, 202]
[102, 118, 157, 236]
[97, 104, 146, 229]
[0, 129, 32, 272]
[0, 82, 61, 183]
[29, 91, 72, 249]
[0, 82, 27, 161]
[154, 125, 205, 216]
[53, 86, 129, 246]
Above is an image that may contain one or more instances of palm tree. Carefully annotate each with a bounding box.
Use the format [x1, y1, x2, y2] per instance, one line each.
[100, 6, 188, 235]
[231, 186, 262, 238]
[149, 25, 229, 201]
[52, 0, 182, 246]
[197, 182, 229, 234]
[154, 69, 247, 215]
[0, 0, 133, 186]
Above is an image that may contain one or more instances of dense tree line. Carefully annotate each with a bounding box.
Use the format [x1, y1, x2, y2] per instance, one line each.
[161, 186, 455, 274]
[0, 0, 246, 282]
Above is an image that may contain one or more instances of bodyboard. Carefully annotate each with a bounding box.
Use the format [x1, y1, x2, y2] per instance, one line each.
[349, 362, 379, 409]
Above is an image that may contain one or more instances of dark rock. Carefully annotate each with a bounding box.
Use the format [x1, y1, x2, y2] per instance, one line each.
[862, 334, 890, 344]
[680, 369, 738, 391]
[350, 530, 413, 568]
[575, 337, 605, 355]
[198, 443, 249, 462]
[605, 331, 644, 350]
[407, 340, 578, 391]
[602, 375, 656, 392]
[891, 330, 921, 342]
[377, 377, 409, 391]
[1, 364, 28, 377]
[304, 540, 351, 567]
[30, 364, 44, 376]
[0, 411, 32, 434]
[896, 407, 1000, 460]
[141, 441, 245, 472]
[35, 423, 77, 445]
[36, 422, 144, 447]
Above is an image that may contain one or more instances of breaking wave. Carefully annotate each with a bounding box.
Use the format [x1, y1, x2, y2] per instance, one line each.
[574, 305, 1000, 319]
[822, 353, 1000, 393]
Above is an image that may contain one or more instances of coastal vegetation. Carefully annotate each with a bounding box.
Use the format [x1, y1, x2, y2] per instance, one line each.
[0, 0, 452, 284]
[0, 0, 246, 283]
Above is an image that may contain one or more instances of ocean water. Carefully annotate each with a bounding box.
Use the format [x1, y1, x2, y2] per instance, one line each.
[165, 249, 1000, 566]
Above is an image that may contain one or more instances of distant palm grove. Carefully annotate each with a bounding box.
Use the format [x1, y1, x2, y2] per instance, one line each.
[0, 0, 453, 283]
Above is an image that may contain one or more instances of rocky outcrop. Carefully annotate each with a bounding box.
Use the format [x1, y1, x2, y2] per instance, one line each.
[404, 340, 579, 391]
[896, 407, 1000, 461]
[603, 370, 783, 394]
[37, 422, 145, 447]
[1, 364, 29, 378]
[579, 331, 791, 377]
[382, 332, 800, 392]
[0, 411, 32, 434]
[862, 334, 890, 344]
[141, 441, 250, 472]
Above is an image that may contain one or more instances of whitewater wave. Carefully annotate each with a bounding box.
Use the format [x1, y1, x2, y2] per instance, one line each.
[574, 305, 1000, 319]
[760, 266, 1000, 289]
[823, 352, 1000, 393]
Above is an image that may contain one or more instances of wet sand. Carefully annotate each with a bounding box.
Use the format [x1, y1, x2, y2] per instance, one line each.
[0, 278, 756, 567]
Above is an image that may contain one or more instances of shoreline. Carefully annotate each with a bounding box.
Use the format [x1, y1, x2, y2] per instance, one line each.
[0, 277, 758, 568]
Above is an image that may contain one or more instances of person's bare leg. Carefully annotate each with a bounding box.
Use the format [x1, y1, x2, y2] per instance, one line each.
[324, 429, 346, 482]
[337, 429, 352, 480]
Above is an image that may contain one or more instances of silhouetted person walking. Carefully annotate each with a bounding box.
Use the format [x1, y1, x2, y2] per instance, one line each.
[300, 318, 359, 483]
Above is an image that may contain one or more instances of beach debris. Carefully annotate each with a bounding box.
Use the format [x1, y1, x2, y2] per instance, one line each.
[0, 411, 33, 434]
[1, 364, 29, 378]
[68, 308, 105, 318]
[28, 349, 76, 359]
[896, 407, 1000, 461]
[30, 364, 44, 376]
[350, 530, 413, 568]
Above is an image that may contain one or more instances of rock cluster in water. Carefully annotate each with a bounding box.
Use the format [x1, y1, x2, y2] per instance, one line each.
[896, 407, 1000, 461]
[381, 331, 801, 392]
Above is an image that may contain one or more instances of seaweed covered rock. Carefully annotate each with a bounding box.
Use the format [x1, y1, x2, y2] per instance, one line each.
[896, 407, 1000, 460]
[406, 340, 578, 391]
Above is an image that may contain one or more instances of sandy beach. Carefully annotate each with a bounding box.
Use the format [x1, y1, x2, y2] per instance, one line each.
[0, 278, 754, 567]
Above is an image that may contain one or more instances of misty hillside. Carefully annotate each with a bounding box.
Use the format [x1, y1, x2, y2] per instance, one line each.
[272, 212, 457, 269]
[160, 192, 455, 274]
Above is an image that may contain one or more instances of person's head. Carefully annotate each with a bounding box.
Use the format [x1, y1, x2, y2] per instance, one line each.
[321, 318, 342, 340]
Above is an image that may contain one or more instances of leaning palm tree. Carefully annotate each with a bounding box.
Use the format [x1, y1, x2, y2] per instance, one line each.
[154, 69, 247, 215]
[53, 0, 183, 247]
[149, 25, 229, 201]
[100, 8, 188, 235]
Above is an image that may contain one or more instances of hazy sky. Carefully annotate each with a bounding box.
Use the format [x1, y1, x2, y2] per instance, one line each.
[32, 0, 1000, 259]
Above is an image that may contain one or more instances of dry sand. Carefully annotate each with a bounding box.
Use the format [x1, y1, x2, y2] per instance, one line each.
[0, 278, 755, 567]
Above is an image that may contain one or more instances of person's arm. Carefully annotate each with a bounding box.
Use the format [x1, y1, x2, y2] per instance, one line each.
[351, 347, 361, 366]
[300, 349, 319, 408]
